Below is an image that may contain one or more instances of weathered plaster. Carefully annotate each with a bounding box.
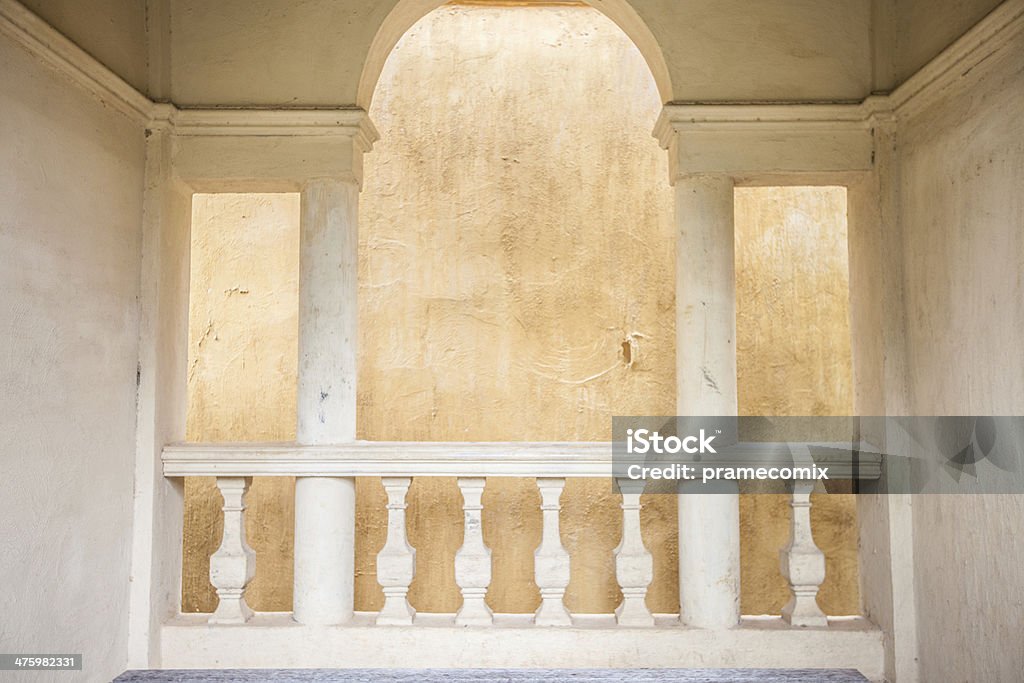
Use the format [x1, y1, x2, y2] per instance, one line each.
[359, 5, 677, 615]
[0, 30, 144, 683]
[735, 187, 859, 618]
[182, 194, 300, 614]
[899, 37, 1024, 682]
[181, 5, 859, 619]
[847, 116, 919, 683]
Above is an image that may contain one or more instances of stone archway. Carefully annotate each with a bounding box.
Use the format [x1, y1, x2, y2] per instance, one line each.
[357, 0, 674, 111]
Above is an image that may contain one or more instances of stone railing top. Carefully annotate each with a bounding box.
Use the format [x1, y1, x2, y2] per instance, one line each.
[162, 441, 881, 480]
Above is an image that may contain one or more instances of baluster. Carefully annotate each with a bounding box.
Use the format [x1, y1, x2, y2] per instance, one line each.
[780, 445, 829, 628]
[615, 487, 654, 626]
[780, 477, 828, 627]
[455, 477, 492, 626]
[209, 477, 255, 624]
[376, 477, 415, 625]
[534, 478, 571, 626]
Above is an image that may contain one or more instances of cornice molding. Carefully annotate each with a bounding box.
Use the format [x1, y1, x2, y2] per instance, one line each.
[0, 0, 153, 122]
[653, 0, 1023, 180]
[169, 108, 380, 151]
[3, 0, 1021, 146]
[0, 0, 379, 147]
[652, 103, 869, 151]
[656, 0, 1024, 143]
[886, 0, 1024, 119]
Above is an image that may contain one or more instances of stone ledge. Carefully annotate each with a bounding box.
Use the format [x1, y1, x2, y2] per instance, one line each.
[160, 615, 884, 681]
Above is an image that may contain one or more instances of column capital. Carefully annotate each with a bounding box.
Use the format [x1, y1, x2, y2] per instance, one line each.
[169, 107, 379, 192]
[653, 103, 873, 185]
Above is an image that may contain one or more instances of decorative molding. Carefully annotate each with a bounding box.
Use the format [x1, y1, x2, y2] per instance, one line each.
[167, 108, 378, 191]
[170, 108, 380, 149]
[654, 103, 874, 181]
[0, 0, 153, 122]
[885, 0, 1024, 119]
[652, 103, 869, 149]
[0, 0, 382, 146]
[3, 0, 1020, 147]
[169, 112, 378, 191]
[655, 0, 1024, 178]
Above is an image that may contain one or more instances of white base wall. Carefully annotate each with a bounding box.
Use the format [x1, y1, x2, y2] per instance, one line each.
[898, 22, 1024, 683]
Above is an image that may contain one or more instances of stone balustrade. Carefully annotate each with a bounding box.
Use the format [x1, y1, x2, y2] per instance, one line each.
[163, 440, 878, 630]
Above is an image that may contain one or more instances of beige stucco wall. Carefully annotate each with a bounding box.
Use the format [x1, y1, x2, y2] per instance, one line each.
[182, 5, 857, 617]
[183, 194, 300, 613]
[735, 187, 858, 616]
[898, 36, 1024, 682]
[0, 29, 145, 683]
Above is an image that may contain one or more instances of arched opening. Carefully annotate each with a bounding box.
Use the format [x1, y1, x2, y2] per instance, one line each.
[357, 0, 674, 111]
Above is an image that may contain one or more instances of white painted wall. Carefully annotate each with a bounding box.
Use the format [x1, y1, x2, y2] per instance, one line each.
[898, 34, 1024, 683]
[0, 30, 145, 683]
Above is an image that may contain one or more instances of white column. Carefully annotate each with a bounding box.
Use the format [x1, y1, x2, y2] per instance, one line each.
[534, 478, 571, 626]
[675, 174, 736, 419]
[376, 477, 415, 625]
[293, 178, 360, 625]
[615, 489, 654, 626]
[455, 477, 492, 626]
[209, 477, 255, 625]
[676, 174, 741, 629]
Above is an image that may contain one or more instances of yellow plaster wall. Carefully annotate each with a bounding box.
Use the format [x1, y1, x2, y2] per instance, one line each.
[183, 193, 299, 612]
[735, 187, 859, 616]
[355, 4, 677, 615]
[182, 4, 857, 617]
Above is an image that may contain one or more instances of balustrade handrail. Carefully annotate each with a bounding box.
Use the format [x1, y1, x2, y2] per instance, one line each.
[162, 440, 882, 479]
